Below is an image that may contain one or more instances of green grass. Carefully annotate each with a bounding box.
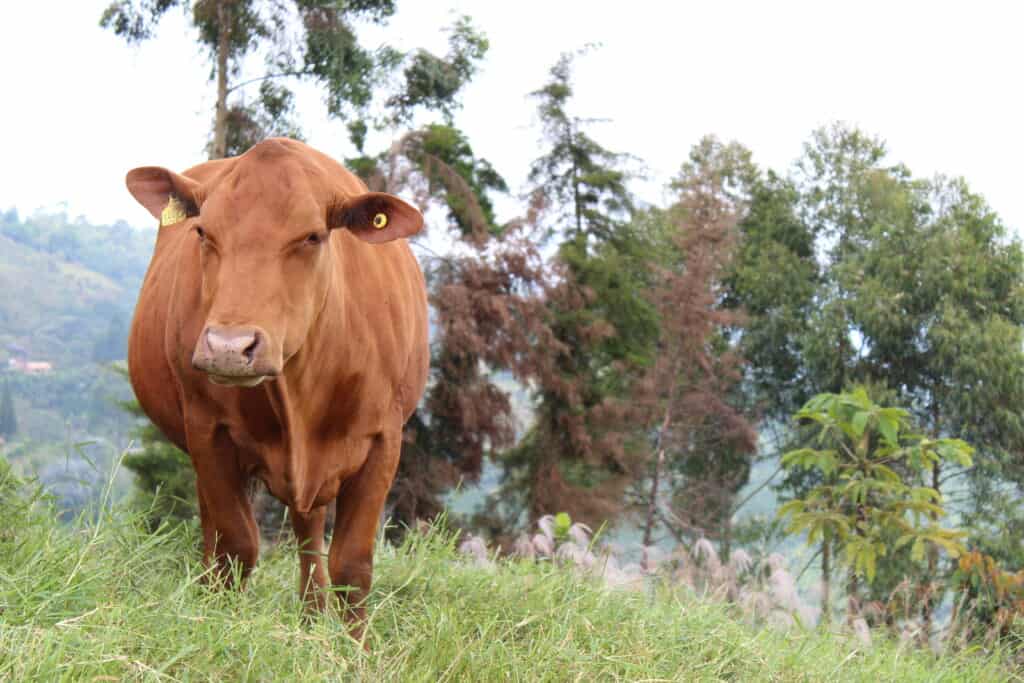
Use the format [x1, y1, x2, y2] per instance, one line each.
[0, 469, 1018, 681]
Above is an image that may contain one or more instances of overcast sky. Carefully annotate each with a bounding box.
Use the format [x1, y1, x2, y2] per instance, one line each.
[1, 1, 1021, 234]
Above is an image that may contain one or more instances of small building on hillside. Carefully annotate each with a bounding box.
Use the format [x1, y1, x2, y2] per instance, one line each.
[7, 358, 53, 374]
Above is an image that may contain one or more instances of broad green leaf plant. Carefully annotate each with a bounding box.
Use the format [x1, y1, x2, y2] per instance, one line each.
[779, 388, 973, 592]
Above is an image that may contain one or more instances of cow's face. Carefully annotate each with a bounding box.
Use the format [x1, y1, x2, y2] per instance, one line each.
[126, 158, 422, 387]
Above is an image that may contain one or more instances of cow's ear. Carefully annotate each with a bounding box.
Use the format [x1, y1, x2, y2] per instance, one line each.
[329, 192, 423, 244]
[125, 166, 202, 224]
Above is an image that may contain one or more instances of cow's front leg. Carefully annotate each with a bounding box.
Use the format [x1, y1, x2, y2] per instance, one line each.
[291, 505, 328, 611]
[192, 450, 260, 586]
[328, 430, 401, 640]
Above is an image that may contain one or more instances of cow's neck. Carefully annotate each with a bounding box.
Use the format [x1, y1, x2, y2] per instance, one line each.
[253, 248, 367, 512]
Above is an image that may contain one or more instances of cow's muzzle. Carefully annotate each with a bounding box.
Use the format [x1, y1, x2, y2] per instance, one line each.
[192, 325, 280, 386]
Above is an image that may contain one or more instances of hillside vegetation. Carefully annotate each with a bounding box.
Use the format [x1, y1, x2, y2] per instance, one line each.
[0, 465, 1016, 682]
[0, 209, 153, 367]
[0, 210, 151, 512]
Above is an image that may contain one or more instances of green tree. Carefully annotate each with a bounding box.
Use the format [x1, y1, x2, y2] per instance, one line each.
[795, 126, 1024, 618]
[101, 1, 487, 157]
[726, 123, 1024, 625]
[526, 51, 635, 245]
[488, 52, 660, 528]
[716, 139, 819, 419]
[114, 373, 196, 529]
[779, 388, 972, 626]
[92, 314, 129, 363]
[0, 379, 17, 439]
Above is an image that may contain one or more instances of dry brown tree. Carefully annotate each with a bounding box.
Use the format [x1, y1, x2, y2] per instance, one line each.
[638, 151, 758, 555]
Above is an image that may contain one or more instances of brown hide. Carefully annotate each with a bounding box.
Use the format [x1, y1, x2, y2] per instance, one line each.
[126, 139, 428, 630]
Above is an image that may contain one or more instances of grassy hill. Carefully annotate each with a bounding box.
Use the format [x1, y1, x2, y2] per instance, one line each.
[0, 210, 152, 509]
[0, 465, 1017, 681]
[0, 210, 153, 367]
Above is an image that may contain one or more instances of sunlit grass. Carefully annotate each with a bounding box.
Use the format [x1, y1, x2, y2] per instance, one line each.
[0, 465, 1018, 681]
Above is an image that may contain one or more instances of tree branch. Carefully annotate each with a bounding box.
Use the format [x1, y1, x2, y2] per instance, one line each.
[731, 460, 784, 516]
[226, 70, 313, 95]
[795, 545, 823, 583]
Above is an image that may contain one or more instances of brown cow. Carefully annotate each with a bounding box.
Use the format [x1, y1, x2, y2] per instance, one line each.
[125, 138, 429, 634]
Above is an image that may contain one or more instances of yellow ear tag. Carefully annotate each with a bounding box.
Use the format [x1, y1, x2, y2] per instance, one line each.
[372, 212, 388, 230]
[160, 196, 187, 227]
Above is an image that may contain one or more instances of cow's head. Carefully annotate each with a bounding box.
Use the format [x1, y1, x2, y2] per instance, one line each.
[126, 146, 422, 387]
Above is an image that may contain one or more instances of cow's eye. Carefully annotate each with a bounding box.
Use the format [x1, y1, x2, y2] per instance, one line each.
[304, 232, 322, 246]
[195, 226, 206, 242]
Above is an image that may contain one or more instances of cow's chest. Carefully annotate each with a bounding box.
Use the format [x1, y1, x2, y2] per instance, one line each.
[212, 388, 381, 512]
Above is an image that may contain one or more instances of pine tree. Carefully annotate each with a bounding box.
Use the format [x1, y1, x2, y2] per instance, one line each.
[110, 367, 195, 529]
[489, 52, 660, 528]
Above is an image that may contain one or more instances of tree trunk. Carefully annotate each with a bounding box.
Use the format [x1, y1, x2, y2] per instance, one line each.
[921, 403, 943, 644]
[921, 460, 942, 644]
[821, 540, 831, 627]
[642, 449, 665, 548]
[211, 0, 231, 160]
[568, 121, 583, 239]
[642, 404, 672, 548]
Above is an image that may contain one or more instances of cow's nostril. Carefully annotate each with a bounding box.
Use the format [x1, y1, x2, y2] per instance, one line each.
[242, 332, 260, 363]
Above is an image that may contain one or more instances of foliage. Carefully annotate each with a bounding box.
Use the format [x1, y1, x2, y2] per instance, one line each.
[717, 139, 819, 418]
[484, 51, 659, 529]
[91, 313, 129, 363]
[113, 367, 196, 530]
[0, 495, 1017, 680]
[526, 50, 636, 244]
[791, 125, 1024, 472]
[779, 389, 973, 623]
[100, 0, 488, 156]
[0, 210, 152, 288]
[0, 212, 152, 368]
[951, 550, 1024, 646]
[637, 139, 757, 550]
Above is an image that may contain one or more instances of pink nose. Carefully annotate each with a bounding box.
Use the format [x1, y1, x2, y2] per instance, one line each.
[192, 325, 277, 377]
[207, 327, 260, 361]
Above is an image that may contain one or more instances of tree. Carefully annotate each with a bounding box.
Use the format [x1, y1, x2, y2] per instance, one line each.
[345, 124, 530, 530]
[101, 1, 487, 157]
[724, 123, 1024, 626]
[779, 388, 973, 626]
[525, 51, 635, 245]
[639, 138, 757, 553]
[0, 379, 17, 439]
[794, 126, 1024, 623]
[487, 52, 660, 528]
[92, 314, 129, 363]
[720, 145, 819, 420]
[112, 367, 196, 529]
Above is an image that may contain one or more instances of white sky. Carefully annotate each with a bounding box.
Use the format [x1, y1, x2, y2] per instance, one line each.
[1, 1, 1022, 234]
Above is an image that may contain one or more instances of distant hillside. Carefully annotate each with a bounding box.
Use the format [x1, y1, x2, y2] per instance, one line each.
[0, 209, 154, 511]
[0, 209, 154, 367]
